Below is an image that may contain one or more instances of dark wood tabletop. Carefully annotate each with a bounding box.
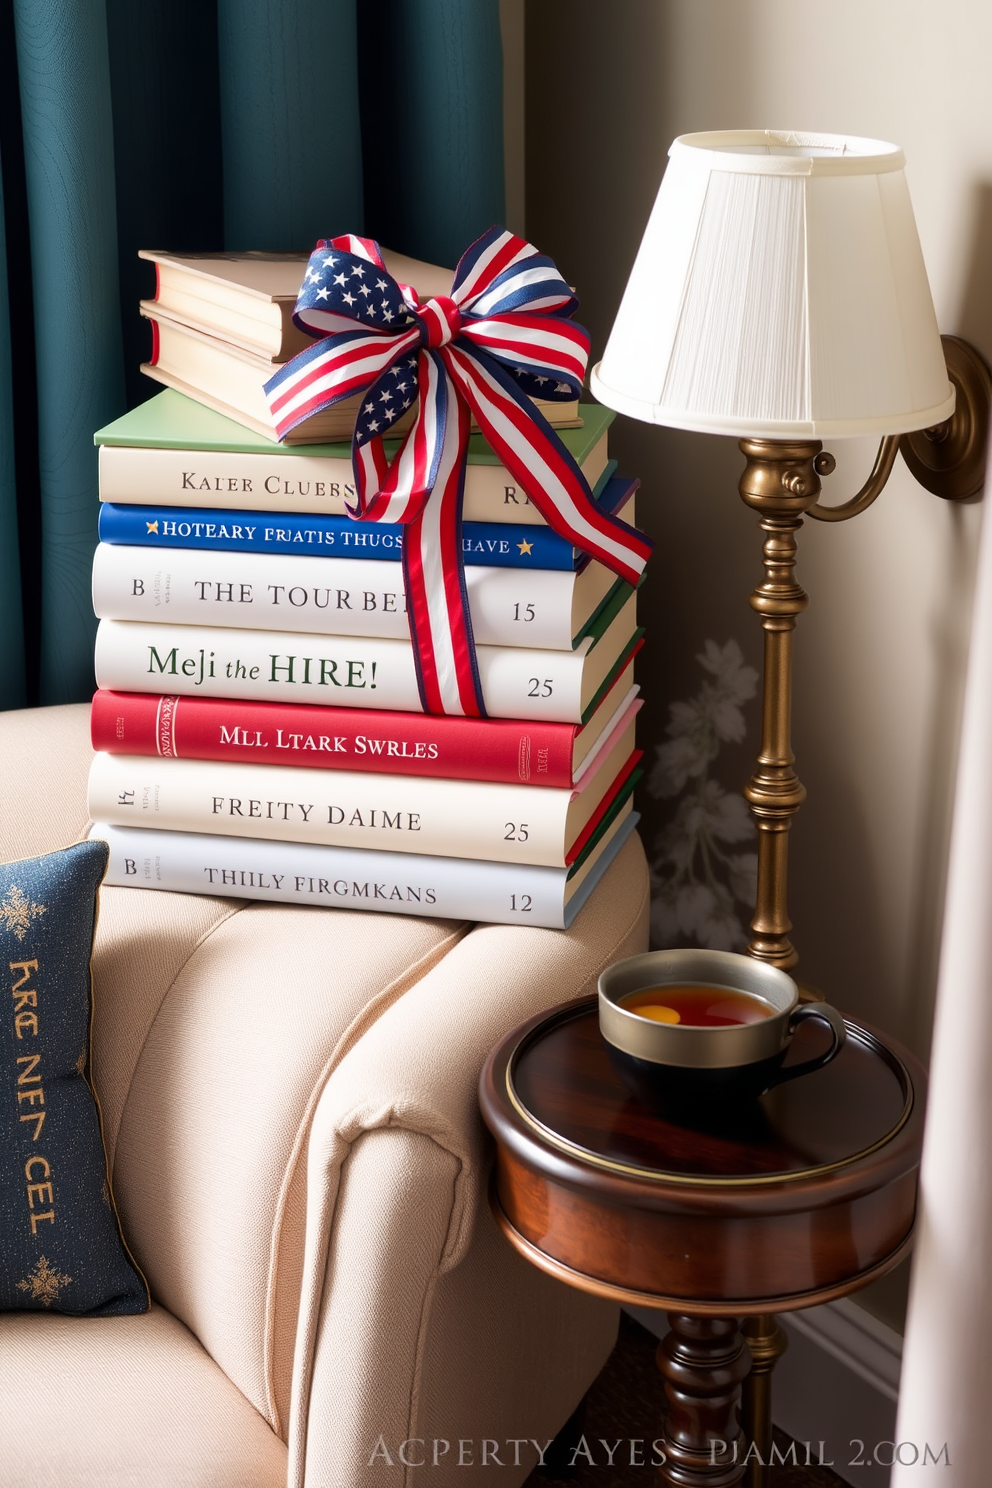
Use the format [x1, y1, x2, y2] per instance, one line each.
[480, 996, 927, 1313]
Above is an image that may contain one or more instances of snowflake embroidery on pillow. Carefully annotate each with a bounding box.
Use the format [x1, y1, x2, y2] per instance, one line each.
[16, 1256, 73, 1307]
[0, 884, 46, 941]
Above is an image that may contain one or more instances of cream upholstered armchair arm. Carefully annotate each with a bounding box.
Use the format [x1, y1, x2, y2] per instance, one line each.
[0, 704, 649, 1488]
[286, 834, 650, 1488]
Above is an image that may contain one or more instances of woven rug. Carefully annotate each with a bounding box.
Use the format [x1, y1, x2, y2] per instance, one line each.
[524, 1312, 847, 1486]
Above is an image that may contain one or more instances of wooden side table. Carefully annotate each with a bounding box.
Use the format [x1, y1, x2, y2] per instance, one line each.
[479, 997, 926, 1488]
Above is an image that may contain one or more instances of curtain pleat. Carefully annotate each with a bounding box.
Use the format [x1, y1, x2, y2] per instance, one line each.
[105, 0, 225, 409]
[0, 161, 26, 709]
[217, 0, 364, 250]
[359, 0, 505, 268]
[14, 0, 124, 705]
[0, 0, 505, 710]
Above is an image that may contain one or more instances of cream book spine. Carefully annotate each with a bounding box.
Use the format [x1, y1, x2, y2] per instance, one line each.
[87, 725, 632, 867]
[93, 601, 639, 724]
[91, 543, 618, 651]
[88, 811, 639, 930]
[96, 436, 610, 524]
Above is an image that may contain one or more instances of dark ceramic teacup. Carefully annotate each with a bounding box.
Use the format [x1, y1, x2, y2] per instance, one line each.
[598, 948, 845, 1110]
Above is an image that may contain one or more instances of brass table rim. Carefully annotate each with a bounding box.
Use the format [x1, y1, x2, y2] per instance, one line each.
[505, 1000, 914, 1189]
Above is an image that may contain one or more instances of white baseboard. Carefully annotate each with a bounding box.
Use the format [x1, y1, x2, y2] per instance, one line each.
[625, 1300, 902, 1488]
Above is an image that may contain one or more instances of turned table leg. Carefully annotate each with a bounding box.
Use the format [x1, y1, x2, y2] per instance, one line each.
[741, 1315, 789, 1488]
[656, 1314, 752, 1487]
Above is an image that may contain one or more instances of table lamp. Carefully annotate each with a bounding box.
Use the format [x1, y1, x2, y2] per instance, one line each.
[591, 128, 991, 975]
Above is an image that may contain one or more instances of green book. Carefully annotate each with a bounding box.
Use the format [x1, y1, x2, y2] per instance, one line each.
[95, 390, 615, 526]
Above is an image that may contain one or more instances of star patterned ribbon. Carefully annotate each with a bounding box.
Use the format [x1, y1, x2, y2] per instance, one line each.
[264, 227, 652, 717]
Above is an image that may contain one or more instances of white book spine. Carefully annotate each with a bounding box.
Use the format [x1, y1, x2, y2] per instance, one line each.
[88, 819, 637, 929]
[92, 542, 586, 651]
[87, 751, 580, 867]
[97, 440, 607, 525]
[94, 618, 592, 723]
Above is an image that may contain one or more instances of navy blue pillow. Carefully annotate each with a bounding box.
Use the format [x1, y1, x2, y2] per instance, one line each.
[1, 839, 148, 1314]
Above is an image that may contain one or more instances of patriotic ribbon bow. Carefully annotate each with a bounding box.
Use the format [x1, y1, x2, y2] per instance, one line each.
[265, 226, 652, 717]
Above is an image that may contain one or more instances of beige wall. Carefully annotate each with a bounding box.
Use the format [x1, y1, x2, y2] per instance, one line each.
[525, 0, 992, 1328]
[526, 0, 991, 1046]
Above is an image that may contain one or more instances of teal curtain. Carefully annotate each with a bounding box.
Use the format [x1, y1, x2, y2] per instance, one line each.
[0, 0, 505, 709]
[0, 150, 25, 708]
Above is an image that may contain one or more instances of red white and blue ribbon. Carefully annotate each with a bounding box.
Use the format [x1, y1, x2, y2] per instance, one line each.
[265, 227, 652, 717]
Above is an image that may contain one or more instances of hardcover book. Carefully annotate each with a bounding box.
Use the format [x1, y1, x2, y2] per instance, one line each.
[91, 541, 633, 652]
[139, 248, 481, 362]
[89, 805, 640, 929]
[86, 716, 640, 868]
[140, 310, 580, 445]
[95, 391, 613, 524]
[93, 591, 642, 724]
[89, 672, 639, 788]
[95, 470, 633, 572]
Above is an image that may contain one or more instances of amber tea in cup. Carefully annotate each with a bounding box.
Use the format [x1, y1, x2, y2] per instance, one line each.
[620, 984, 775, 1028]
[599, 949, 846, 1109]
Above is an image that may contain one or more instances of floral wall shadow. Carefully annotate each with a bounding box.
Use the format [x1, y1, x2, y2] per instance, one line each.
[646, 640, 758, 952]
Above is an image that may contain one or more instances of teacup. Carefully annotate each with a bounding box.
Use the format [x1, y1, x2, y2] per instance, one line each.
[598, 948, 845, 1110]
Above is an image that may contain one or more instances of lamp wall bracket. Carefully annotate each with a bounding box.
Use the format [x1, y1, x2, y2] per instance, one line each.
[901, 335, 992, 501]
[807, 437, 899, 523]
[808, 335, 991, 522]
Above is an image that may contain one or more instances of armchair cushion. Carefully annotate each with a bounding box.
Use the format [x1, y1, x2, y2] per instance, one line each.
[0, 839, 148, 1316]
[0, 1305, 287, 1487]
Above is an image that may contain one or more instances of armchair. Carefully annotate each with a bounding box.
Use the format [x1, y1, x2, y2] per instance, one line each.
[0, 702, 650, 1488]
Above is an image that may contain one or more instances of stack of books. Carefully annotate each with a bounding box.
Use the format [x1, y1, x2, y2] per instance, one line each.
[86, 256, 645, 929]
[135, 250, 582, 443]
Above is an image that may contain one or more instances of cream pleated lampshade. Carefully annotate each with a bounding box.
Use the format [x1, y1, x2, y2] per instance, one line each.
[590, 130, 954, 439]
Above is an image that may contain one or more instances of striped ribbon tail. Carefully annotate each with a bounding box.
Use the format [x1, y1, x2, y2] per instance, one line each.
[444, 344, 652, 586]
[265, 325, 419, 444]
[401, 378, 483, 716]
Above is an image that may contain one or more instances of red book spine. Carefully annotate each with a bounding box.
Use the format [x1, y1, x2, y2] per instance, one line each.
[90, 690, 580, 786]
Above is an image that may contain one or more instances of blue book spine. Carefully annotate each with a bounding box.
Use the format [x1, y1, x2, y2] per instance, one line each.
[98, 466, 635, 572]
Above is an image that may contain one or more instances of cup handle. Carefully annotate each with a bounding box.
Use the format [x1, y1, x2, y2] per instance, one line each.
[768, 1002, 847, 1087]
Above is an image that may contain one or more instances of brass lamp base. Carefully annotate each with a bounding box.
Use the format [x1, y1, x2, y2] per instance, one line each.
[738, 440, 821, 970]
[738, 336, 991, 971]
